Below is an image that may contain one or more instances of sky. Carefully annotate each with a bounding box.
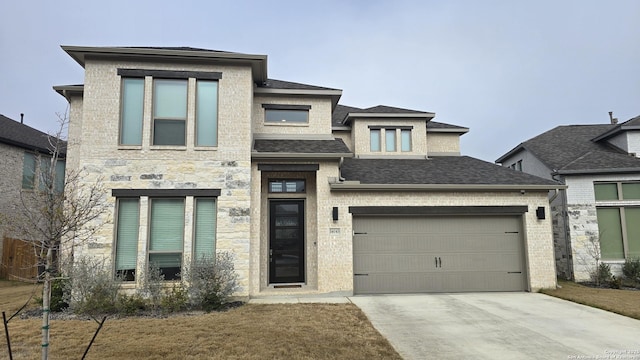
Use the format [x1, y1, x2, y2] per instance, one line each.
[1, 0, 639, 162]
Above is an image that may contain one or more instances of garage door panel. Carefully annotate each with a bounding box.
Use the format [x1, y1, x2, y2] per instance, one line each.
[353, 215, 526, 294]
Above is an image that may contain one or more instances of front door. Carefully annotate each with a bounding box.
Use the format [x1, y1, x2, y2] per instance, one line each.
[269, 200, 305, 283]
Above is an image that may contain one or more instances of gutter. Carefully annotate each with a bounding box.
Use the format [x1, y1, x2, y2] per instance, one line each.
[554, 167, 640, 175]
[329, 182, 566, 192]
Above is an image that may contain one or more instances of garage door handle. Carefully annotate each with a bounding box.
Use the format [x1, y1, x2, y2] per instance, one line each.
[354, 273, 369, 276]
[508, 271, 522, 274]
[354, 232, 368, 235]
[435, 257, 442, 268]
[505, 231, 519, 234]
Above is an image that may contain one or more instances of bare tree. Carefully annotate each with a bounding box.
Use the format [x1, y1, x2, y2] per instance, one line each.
[6, 112, 109, 360]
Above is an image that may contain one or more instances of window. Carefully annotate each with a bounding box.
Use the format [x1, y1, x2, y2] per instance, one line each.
[115, 198, 139, 281]
[516, 160, 523, 172]
[265, 109, 308, 123]
[370, 129, 381, 152]
[153, 79, 188, 146]
[120, 78, 144, 145]
[113, 191, 219, 282]
[595, 181, 640, 259]
[269, 179, 306, 193]
[385, 129, 396, 152]
[194, 198, 217, 259]
[196, 80, 219, 147]
[401, 129, 411, 152]
[22, 152, 36, 189]
[149, 198, 185, 280]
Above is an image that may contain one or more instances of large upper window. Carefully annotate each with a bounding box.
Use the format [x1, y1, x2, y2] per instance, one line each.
[263, 104, 310, 124]
[196, 81, 218, 147]
[595, 181, 640, 259]
[118, 69, 221, 148]
[120, 78, 144, 146]
[153, 79, 188, 146]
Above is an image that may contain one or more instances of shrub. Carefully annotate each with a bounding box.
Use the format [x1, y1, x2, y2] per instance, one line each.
[116, 293, 148, 315]
[68, 256, 120, 315]
[161, 283, 189, 314]
[622, 258, 640, 282]
[50, 277, 69, 312]
[142, 261, 165, 313]
[186, 252, 240, 312]
[593, 262, 612, 287]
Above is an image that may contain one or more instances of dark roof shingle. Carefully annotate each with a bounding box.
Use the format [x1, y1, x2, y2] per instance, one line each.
[253, 139, 350, 154]
[259, 79, 340, 91]
[341, 157, 559, 186]
[0, 114, 65, 154]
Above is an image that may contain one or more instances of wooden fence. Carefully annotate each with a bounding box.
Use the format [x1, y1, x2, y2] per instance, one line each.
[0, 237, 39, 281]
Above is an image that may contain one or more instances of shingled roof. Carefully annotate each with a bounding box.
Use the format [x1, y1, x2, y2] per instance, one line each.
[0, 114, 65, 154]
[340, 157, 560, 186]
[253, 139, 351, 156]
[259, 79, 340, 91]
[496, 124, 640, 174]
[331, 104, 463, 131]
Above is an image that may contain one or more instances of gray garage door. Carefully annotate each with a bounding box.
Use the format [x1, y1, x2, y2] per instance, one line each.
[353, 216, 526, 294]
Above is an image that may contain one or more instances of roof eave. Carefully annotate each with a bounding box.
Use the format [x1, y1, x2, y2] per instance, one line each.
[53, 85, 84, 101]
[329, 183, 565, 191]
[427, 128, 469, 134]
[342, 112, 435, 125]
[554, 167, 640, 175]
[251, 152, 353, 160]
[253, 88, 343, 109]
[495, 144, 526, 164]
[61, 45, 268, 83]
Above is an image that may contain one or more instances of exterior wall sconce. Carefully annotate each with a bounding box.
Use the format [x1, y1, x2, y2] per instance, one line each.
[536, 206, 545, 220]
[332, 207, 339, 221]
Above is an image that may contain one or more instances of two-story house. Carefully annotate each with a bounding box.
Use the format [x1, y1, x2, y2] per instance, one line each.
[0, 114, 66, 279]
[496, 115, 640, 281]
[56, 46, 562, 297]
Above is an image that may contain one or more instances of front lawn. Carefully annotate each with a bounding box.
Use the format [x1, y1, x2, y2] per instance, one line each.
[541, 280, 640, 320]
[1, 281, 400, 359]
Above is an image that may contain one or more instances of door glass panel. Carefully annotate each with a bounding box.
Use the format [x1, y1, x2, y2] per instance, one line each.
[270, 201, 304, 283]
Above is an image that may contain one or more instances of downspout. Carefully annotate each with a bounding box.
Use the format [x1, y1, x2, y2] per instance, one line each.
[338, 157, 345, 181]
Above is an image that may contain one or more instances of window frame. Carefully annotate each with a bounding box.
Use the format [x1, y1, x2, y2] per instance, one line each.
[22, 152, 36, 189]
[401, 129, 412, 152]
[148, 197, 185, 280]
[594, 181, 640, 259]
[195, 80, 219, 147]
[193, 197, 217, 260]
[152, 78, 189, 146]
[119, 77, 145, 146]
[114, 198, 140, 281]
[262, 104, 311, 125]
[370, 129, 381, 152]
[268, 179, 306, 193]
[385, 129, 396, 152]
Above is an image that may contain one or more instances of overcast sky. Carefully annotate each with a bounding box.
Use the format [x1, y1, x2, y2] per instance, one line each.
[1, 0, 638, 161]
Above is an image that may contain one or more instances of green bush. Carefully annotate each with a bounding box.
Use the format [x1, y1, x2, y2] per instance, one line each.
[593, 262, 612, 286]
[68, 256, 120, 315]
[161, 283, 189, 314]
[185, 252, 240, 312]
[50, 277, 69, 312]
[622, 258, 640, 282]
[116, 293, 148, 315]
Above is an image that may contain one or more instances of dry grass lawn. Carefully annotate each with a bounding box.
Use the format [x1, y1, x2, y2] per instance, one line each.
[541, 280, 640, 320]
[1, 280, 401, 360]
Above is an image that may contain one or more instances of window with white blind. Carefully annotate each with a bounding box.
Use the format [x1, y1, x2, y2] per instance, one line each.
[113, 193, 218, 281]
[115, 198, 140, 281]
[149, 198, 185, 280]
[194, 198, 217, 259]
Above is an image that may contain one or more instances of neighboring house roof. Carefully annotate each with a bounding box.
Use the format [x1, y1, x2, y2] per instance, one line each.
[495, 124, 640, 175]
[252, 139, 352, 159]
[0, 114, 65, 155]
[339, 157, 560, 188]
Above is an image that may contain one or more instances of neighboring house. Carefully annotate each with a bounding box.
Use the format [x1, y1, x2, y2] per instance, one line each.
[55, 46, 562, 297]
[0, 114, 66, 279]
[496, 115, 640, 281]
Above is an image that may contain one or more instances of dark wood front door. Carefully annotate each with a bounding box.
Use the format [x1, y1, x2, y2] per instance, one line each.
[269, 200, 305, 283]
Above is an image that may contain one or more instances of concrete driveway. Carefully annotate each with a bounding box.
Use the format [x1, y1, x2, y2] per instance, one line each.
[350, 293, 640, 360]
